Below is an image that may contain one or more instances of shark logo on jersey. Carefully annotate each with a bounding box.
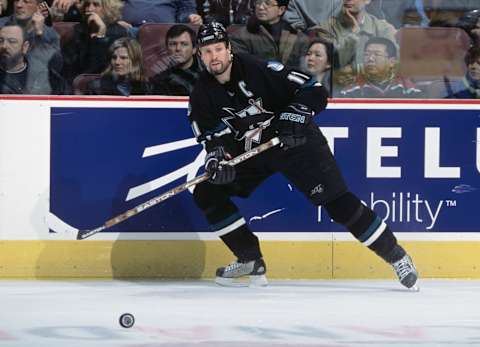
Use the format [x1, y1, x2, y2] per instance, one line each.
[221, 98, 274, 151]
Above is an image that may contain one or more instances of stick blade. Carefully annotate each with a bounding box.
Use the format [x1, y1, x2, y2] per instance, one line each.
[76, 226, 104, 240]
[77, 229, 92, 240]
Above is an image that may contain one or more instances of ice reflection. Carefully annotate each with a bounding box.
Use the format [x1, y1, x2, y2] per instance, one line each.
[249, 208, 286, 223]
[451, 184, 477, 193]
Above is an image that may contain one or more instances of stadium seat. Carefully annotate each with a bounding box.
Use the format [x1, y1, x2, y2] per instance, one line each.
[397, 27, 470, 80]
[226, 24, 244, 36]
[52, 21, 79, 48]
[72, 73, 101, 95]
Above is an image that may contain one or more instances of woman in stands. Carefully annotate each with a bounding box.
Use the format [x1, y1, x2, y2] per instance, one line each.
[62, 0, 128, 85]
[86, 37, 151, 95]
[302, 38, 333, 96]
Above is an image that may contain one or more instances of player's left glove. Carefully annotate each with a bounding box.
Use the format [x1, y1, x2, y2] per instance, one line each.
[276, 103, 314, 149]
[205, 146, 236, 185]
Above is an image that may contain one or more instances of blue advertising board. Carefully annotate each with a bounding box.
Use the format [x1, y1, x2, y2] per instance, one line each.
[50, 104, 479, 234]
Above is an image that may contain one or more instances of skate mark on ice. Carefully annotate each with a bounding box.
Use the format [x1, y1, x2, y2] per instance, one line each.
[451, 184, 477, 194]
[249, 208, 286, 223]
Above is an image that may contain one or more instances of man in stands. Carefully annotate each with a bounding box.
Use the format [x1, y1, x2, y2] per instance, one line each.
[311, 0, 397, 73]
[230, 0, 308, 69]
[340, 36, 423, 98]
[0, 23, 65, 93]
[151, 24, 202, 96]
[0, 0, 62, 68]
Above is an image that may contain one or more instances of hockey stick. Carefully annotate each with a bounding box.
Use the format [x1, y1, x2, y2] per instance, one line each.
[74, 137, 280, 240]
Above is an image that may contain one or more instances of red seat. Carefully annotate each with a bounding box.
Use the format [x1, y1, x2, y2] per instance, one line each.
[397, 27, 470, 80]
[72, 73, 101, 95]
[52, 21, 79, 48]
[226, 24, 244, 36]
[137, 23, 199, 78]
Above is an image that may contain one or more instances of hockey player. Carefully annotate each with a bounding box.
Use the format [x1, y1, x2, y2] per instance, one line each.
[188, 21, 418, 289]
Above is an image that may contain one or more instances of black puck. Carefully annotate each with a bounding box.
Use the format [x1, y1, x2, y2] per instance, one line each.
[119, 313, 135, 328]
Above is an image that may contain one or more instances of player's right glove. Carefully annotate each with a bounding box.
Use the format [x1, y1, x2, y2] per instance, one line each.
[205, 146, 236, 185]
[276, 103, 314, 150]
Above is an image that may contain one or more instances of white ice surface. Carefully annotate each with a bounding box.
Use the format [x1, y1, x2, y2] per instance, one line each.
[1, 279, 479, 346]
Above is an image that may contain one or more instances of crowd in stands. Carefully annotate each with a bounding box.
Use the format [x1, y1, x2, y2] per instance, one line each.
[1, 0, 480, 98]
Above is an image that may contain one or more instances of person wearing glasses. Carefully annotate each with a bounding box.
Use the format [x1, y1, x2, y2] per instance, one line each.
[340, 36, 423, 98]
[229, 0, 308, 69]
[310, 0, 397, 73]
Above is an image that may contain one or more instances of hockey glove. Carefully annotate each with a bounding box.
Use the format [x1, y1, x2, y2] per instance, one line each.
[276, 103, 314, 149]
[205, 146, 236, 185]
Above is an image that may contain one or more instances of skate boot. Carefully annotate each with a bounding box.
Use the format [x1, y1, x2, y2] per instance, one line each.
[391, 254, 419, 290]
[215, 258, 268, 287]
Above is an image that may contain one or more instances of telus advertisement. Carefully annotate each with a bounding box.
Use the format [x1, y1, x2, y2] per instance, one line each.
[50, 105, 479, 235]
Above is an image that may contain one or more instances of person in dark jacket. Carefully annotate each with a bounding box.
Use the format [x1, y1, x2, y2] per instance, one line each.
[86, 37, 151, 95]
[197, 0, 255, 26]
[151, 24, 202, 96]
[62, 0, 128, 84]
[439, 45, 480, 99]
[230, 0, 309, 69]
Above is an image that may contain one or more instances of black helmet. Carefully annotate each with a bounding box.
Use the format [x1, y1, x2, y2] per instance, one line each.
[197, 22, 229, 47]
[457, 9, 480, 32]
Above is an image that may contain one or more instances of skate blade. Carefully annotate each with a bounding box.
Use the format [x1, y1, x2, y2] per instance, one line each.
[408, 284, 420, 292]
[215, 275, 268, 287]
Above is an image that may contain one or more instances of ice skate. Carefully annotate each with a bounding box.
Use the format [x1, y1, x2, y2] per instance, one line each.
[391, 254, 419, 291]
[215, 258, 268, 287]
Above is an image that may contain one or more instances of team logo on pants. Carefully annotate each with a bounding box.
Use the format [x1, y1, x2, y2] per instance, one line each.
[310, 184, 324, 196]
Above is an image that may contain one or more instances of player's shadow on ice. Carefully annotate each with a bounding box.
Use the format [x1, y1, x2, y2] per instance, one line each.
[109, 175, 207, 280]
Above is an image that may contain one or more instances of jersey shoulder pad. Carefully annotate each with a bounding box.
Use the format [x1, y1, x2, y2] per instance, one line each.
[266, 61, 285, 72]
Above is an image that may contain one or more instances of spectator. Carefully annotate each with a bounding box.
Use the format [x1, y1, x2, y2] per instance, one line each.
[0, 23, 65, 93]
[0, 0, 66, 91]
[0, 0, 61, 51]
[283, 0, 342, 31]
[340, 36, 423, 98]
[230, 0, 309, 69]
[302, 38, 333, 95]
[310, 0, 397, 71]
[61, 0, 83, 22]
[44, 0, 83, 22]
[0, 0, 10, 17]
[438, 46, 480, 99]
[197, 0, 254, 26]
[151, 24, 202, 96]
[62, 0, 128, 84]
[122, 0, 202, 27]
[86, 37, 151, 95]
